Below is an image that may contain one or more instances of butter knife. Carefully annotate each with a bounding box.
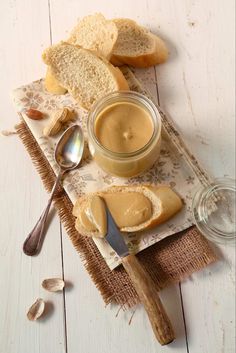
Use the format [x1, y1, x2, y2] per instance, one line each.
[105, 202, 175, 345]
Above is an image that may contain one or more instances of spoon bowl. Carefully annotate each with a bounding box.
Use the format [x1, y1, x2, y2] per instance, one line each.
[55, 125, 84, 170]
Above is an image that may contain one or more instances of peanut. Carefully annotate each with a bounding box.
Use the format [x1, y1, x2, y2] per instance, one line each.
[25, 108, 44, 120]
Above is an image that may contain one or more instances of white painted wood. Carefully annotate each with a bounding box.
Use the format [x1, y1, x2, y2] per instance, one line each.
[153, 0, 235, 178]
[61, 230, 188, 353]
[0, 0, 235, 353]
[181, 244, 235, 353]
[151, 1, 235, 352]
[0, 1, 66, 353]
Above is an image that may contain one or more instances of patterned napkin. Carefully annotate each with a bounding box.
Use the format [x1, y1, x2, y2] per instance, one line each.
[12, 67, 210, 269]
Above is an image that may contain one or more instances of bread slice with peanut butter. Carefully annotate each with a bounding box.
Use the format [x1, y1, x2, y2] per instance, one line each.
[73, 185, 183, 238]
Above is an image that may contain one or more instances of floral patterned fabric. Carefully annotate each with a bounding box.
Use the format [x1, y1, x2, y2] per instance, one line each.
[12, 68, 209, 269]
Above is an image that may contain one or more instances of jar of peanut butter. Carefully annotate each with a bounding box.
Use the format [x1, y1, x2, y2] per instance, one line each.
[87, 91, 162, 178]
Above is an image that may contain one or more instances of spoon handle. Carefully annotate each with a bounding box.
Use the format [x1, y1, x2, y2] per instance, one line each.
[23, 170, 63, 256]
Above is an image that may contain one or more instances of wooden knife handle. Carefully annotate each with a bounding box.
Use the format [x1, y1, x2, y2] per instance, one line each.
[122, 254, 175, 345]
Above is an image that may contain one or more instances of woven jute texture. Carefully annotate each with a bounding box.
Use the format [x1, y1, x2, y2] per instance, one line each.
[17, 120, 217, 309]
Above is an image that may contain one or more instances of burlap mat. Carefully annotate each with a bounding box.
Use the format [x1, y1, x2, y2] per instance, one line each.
[17, 120, 217, 309]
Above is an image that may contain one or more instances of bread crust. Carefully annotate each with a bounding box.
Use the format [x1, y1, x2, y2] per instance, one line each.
[44, 67, 67, 95]
[109, 65, 130, 90]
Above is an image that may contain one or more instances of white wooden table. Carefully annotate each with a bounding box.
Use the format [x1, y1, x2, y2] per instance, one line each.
[0, 1, 235, 352]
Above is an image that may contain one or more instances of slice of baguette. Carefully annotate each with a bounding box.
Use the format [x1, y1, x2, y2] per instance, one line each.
[73, 184, 183, 238]
[45, 67, 67, 95]
[42, 42, 129, 110]
[110, 19, 168, 68]
[67, 13, 118, 59]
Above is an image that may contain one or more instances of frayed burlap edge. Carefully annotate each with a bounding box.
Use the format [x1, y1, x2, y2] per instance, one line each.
[17, 119, 139, 308]
[16, 120, 218, 309]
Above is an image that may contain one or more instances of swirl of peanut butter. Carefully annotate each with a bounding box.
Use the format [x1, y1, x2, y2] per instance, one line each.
[95, 102, 154, 153]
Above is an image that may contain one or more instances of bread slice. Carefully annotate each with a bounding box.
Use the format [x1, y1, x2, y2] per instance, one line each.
[42, 42, 129, 110]
[73, 184, 183, 238]
[110, 19, 168, 68]
[44, 67, 67, 95]
[67, 13, 118, 59]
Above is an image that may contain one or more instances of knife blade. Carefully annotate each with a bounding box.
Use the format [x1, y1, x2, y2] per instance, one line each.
[105, 205, 129, 258]
[104, 200, 175, 345]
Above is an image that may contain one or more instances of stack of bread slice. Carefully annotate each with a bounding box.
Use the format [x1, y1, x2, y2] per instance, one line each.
[43, 13, 168, 109]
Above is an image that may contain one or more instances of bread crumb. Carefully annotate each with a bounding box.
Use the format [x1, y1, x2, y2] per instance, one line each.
[188, 21, 195, 27]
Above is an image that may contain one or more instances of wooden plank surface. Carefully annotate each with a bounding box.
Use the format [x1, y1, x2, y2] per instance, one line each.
[152, 2, 235, 352]
[0, 1, 66, 353]
[154, 0, 235, 178]
[0, 1, 235, 353]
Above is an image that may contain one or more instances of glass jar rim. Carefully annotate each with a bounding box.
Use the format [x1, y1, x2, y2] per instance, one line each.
[192, 178, 236, 243]
[87, 91, 162, 160]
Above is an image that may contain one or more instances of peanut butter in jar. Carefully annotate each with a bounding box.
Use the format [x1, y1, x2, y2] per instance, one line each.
[87, 91, 162, 178]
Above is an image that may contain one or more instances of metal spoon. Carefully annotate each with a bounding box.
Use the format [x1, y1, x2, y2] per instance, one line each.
[23, 125, 84, 256]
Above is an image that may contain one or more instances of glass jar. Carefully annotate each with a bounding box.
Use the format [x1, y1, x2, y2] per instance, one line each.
[87, 91, 162, 178]
[192, 178, 236, 244]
